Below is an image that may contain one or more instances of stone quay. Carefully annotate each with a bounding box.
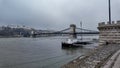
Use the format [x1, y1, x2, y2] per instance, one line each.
[62, 21, 120, 68]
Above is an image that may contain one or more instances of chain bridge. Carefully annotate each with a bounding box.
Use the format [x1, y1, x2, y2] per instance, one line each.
[31, 24, 99, 37]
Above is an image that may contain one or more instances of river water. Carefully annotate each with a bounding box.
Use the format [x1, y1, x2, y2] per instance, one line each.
[0, 36, 98, 68]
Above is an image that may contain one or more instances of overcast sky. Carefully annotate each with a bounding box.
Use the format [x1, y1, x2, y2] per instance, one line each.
[0, 0, 120, 30]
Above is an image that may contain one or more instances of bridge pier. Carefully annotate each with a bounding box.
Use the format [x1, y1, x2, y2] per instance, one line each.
[30, 30, 36, 37]
[70, 24, 77, 39]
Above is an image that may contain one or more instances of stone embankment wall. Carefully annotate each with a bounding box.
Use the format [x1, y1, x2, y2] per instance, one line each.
[98, 20, 120, 45]
[62, 45, 120, 68]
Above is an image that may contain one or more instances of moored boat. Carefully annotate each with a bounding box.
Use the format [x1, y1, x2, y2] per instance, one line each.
[62, 39, 91, 47]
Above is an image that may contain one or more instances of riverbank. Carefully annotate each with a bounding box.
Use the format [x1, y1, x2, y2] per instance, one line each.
[62, 44, 120, 68]
[102, 49, 120, 68]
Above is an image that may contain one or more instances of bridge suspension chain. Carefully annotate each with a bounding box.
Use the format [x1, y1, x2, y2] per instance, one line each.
[76, 27, 98, 32]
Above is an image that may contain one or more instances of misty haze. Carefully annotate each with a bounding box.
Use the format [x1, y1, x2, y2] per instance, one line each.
[0, 0, 120, 68]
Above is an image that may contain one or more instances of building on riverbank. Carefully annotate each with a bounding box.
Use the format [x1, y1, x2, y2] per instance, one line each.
[98, 20, 120, 45]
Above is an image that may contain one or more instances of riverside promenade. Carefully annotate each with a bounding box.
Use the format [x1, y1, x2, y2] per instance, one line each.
[62, 44, 120, 68]
[102, 49, 120, 68]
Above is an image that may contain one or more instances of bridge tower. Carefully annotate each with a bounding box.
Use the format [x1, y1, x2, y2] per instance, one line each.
[70, 24, 77, 39]
[30, 30, 36, 37]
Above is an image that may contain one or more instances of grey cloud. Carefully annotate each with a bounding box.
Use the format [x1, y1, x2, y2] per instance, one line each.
[0, 0, 120, 30]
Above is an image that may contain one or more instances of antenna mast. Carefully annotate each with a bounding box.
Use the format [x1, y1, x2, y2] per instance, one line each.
[80, 21, 83, 41]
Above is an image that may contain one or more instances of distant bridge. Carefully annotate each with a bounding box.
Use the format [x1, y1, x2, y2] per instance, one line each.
[31, 24, 99, 37]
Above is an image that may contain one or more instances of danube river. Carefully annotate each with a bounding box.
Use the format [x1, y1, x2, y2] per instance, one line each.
[0, 36, 98, 68]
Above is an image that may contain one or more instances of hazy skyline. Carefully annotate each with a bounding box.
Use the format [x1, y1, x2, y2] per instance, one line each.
[0, 0, 120, 30]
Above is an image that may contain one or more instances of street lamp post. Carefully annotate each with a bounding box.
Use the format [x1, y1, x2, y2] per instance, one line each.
[109, 0, 111, 24]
